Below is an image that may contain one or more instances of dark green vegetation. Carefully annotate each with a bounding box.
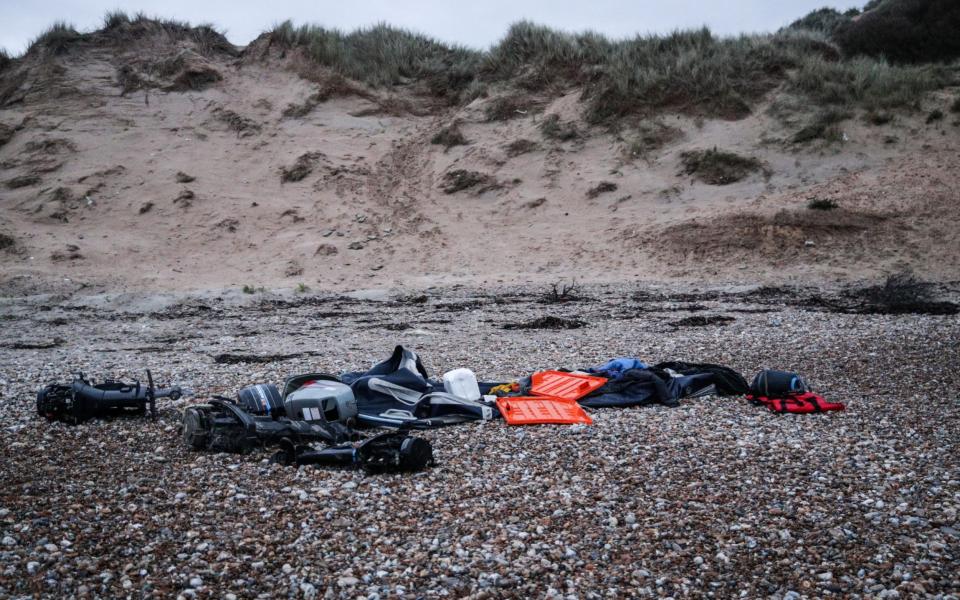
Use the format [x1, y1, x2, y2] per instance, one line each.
[787, 7, 861, 35]
[679, 149, 764, 185]
[835, 0, 960, 64]
[787, 0, 960, 64]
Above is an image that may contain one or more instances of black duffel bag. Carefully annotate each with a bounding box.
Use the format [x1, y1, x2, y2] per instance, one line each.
[750, 370, 808, 398]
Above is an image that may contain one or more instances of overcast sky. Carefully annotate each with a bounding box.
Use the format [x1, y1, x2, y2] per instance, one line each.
[1, 0, 863, 55]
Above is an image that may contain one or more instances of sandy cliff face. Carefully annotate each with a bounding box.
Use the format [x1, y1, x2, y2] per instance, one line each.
[1, 29, 958, 295]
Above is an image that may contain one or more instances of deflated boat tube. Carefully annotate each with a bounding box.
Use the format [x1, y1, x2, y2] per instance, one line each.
[271, 431, 435, 473]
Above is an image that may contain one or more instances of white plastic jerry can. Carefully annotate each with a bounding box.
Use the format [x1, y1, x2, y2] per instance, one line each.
[442, 368, 481, 402]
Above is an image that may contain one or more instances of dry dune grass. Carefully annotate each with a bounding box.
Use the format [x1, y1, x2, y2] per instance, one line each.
[266, 16, 956, 124]
[269, 20, 481, 100]
[26, 13, 235, 59]
[484, 93, 543, 121]
[5, 9, 955, 121]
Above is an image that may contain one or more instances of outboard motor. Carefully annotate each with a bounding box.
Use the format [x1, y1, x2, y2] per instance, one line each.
[282, 373, 357, 425]
[181, 397, 433, 473]
[237, 383, 284, 417]
[181, 398, 357, 454]
[37, 370, 184, 424]
[234, 375, 357, 425]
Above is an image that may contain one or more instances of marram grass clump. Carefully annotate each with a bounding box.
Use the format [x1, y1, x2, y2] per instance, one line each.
[10, 10, 956, 123]
[269, 17, 954, 121]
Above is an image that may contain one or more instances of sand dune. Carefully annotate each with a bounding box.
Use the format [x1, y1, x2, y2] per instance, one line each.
[1, 27, 958, 296]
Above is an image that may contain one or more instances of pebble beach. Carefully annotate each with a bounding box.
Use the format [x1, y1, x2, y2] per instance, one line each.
[1, 285, 958, 598]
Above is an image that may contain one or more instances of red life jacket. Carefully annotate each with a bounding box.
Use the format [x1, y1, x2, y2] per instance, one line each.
[746, 391, 845, 414]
